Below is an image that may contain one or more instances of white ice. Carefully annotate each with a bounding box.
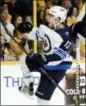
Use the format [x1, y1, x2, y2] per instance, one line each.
[1, 63, 65, 105]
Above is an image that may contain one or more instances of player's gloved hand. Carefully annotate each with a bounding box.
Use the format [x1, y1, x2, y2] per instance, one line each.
[27, 53, 48, 69]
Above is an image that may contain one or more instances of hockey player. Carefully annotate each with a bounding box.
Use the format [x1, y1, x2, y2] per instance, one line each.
[9, 6, 85, 105]
[25, 6, 73, 105]
[16, 6, 86, 105]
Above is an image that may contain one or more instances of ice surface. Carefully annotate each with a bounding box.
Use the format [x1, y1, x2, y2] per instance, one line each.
[1, 64, 65, 105]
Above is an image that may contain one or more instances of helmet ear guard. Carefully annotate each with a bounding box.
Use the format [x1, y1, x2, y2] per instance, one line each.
[52, 17, 61, 29]
[54, 17, 61, 23]
[17, 21, 33, 33]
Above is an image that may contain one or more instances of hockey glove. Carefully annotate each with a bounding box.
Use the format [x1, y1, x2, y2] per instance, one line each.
[26, 53, 48, 69]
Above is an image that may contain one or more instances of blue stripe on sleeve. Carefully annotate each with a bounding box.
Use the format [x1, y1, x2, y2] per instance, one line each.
[43, 62, 72, 71]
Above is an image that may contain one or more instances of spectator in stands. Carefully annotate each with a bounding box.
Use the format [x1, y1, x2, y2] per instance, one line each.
[0, 6, 14, 43]
[44, 0, 52, 8]
[61, 0, 77, 17]
[75, 0, 85, 12]
[23, 15, 32, 24]
[66, 7, 78, 26]
[62, 0, 72, 10]
[3, 0, 17, 22]
[0, 6, 14, 60]
[37, 0, 53, 26]
[42, 7, 50, 26]
[13, 14, 23, 28]
[37, 0, 46, 26]
[2, 4, 12, 23]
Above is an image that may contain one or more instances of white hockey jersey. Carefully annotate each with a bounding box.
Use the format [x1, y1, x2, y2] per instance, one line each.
[37, 25, 71, 55]
[36, 25, 73, 70]
[26, 25, 73, 70]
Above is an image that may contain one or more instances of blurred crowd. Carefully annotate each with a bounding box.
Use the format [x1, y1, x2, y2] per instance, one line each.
[0, 0, 85, 61]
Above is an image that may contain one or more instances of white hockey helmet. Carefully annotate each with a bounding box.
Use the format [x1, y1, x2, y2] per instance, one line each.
[48, 6, 67, 23]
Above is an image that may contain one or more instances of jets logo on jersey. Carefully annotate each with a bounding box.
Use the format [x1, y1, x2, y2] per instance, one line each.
[44, 40, 48, 48]
[43, 34, 52, 53]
